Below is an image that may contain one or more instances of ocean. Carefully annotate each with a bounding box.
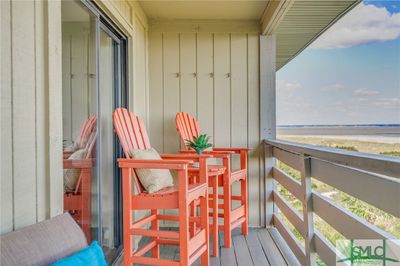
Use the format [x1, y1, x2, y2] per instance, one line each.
[277, 124, 400, 144]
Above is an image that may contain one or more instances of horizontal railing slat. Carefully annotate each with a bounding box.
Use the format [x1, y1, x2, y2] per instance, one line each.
[272, 166, 304, 201]
[265, 139, 400, 178]
[268, 228, 302, 266]
[272, 147, 302, 171]
[274, 213, 306, 265]
[314, 230, 337, 266]
[312, 192, 394, 239]
[273, 191, 305, 237]
[264, 139, 400, 265]
[311, 158, 400, 218]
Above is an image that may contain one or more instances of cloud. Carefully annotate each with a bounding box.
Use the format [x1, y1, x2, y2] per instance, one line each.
[310, 3, 400, 49]
[276, 79, 302, 91]
[352, 88, 380, 96]
[373, 97, 400, 109]
[321, 84, 345, 91]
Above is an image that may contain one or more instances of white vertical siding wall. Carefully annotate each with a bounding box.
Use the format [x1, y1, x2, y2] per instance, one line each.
[62, 23, 94, 141]
[1, 0, 149, 234]
[148, 24, 263, 227]
[1, 0, 63, 233]
[133, 16, 149, 126]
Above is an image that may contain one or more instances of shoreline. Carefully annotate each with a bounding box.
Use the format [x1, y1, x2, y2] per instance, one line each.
[277, 135, 400, 155]
[278, 134, 400, 144]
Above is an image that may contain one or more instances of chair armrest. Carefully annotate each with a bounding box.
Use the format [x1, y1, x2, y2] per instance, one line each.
[160, 153, 213, 161]
[212, 147, 250, 154]
[63, 159, 94, 169]
[117, 158, 192, 170]
[179, 150, 231, 158]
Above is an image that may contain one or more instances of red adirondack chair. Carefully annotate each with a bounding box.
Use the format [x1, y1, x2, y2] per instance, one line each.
[63, 130, 96, 242]
[176, 112, 249, 248]
[113, 108, 210, 266]
[63, 115, 97, 159]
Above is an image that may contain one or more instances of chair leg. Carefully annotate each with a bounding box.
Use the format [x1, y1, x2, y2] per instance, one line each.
[212, 178, 219, 257]
[241, 178, 248, 235]
[223, 177, 232, 248]
[200, 195, 210, 266]
[81, 170, 91, 242]
[122, 168, 133, 266]
[151, 209, 160, 258]
[179, 202, 190, 265]
[190, 201, 196, 236]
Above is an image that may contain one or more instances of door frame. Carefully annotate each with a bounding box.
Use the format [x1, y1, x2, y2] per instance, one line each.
[78, 0, 128, 261]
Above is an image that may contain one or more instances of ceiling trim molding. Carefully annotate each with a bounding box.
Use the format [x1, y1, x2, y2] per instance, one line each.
[261, 0, 294, 35]
[148, 20, 260, 33]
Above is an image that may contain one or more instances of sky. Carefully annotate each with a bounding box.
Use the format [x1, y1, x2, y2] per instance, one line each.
[276, 0, 400, 126]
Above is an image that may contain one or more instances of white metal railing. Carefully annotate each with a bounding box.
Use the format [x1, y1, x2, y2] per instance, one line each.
[264, 139, 400, 266]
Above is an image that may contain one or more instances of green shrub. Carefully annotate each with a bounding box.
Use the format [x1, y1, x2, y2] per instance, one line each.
[380, 151, 400, 157]
[334, 145, 358, 151]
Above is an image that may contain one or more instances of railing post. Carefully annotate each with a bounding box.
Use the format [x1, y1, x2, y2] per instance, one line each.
[265, 143, 276, 227]
[301, 155, 316, 265]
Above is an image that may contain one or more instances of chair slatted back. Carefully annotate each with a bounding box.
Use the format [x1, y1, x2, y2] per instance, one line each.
[176, 112, 201, 149]
[113, 108, 151, 193]
[78, 115, 97, 148]
[74, 130, 97, 194]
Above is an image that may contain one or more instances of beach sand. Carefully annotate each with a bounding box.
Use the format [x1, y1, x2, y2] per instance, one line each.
[278, 135, 400, 155]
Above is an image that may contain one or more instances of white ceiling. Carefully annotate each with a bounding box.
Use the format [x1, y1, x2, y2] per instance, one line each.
[138, 0, 269, 20]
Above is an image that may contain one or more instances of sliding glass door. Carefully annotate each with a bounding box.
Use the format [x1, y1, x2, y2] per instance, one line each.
[61, 0, 127, 262]
[98, 25, 126, 258]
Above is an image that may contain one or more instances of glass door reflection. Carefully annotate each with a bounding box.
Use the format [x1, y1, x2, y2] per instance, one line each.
[61, 0, 98, 244]
[98, 26, 125, 259]
[61, 0, 127, 262]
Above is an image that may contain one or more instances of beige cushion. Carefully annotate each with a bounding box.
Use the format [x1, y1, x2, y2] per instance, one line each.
[63, 140, 78, 152]
[63, 149, 86, 192]
[130, 148, 174, 193]
[0, 213, 87, 266]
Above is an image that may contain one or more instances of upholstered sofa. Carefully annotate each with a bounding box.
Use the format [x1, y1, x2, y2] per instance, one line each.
[0, 213, 88, 266]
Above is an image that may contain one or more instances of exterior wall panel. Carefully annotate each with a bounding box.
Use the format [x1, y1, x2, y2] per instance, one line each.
[196, 33, 214, 144]
[179, 33, 197, 121]
[163, 33, 181, 154]
[148, 29, 262, 226]
[1, 0, 14, 234]
[1, 0, 63, 233]
[133, 16, 148, 126]
[12, 0, 37, 230]
[0, 0, 149, 234]
[148, 32, 164, 152]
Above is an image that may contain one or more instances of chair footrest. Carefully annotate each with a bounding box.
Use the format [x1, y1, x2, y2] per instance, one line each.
[189, 244, 207, 265]
[231, 205, 245, 221]
[189, 229, 206, 253]
[133, 240, 157, 257]
[131, 255, 180, 266]
[231, 169, 247, 183]
[131, 228, 179, 239]
[188, 183, 208, 203]
[209, 194, 241, 201]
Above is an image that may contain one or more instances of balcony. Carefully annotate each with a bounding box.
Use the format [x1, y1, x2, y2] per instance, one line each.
[2, 0, 399, 265]
[116, 227, 295, 266]
[114, 139, 399, 265]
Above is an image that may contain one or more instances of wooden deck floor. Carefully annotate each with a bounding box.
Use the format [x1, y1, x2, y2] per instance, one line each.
[115, 227, 299, 266]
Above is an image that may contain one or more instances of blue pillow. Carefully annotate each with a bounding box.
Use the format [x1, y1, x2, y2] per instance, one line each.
[51, 241, 107, 266]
